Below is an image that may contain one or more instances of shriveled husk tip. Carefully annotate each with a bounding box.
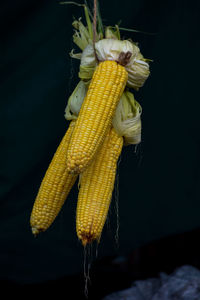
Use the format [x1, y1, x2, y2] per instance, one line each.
[112, 90, 142, 145]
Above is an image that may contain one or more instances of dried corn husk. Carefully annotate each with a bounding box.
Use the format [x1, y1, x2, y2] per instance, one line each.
[69, 17, 150, 90]
[64, 81, 87, 120]
[112, 91, 142, 145]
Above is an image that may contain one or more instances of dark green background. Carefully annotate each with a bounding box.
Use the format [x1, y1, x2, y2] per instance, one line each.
[1, 0, 200, 283]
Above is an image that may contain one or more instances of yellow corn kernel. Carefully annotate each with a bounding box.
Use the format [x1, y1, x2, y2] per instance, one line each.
[76, 126, 123, 246]
[30, 121, 77, 235]
[66, 60, 127, 174]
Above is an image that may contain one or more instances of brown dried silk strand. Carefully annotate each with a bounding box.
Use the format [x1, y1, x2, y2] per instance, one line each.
[117, 51, 132, 66]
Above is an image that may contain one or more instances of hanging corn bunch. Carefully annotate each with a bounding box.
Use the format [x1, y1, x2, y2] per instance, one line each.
[30, 0, 151, 247]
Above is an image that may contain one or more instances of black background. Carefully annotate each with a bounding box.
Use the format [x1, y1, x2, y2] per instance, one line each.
[1, 0, 200, 298]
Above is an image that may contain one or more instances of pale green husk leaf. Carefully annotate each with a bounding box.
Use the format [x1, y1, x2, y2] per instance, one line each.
[72, 19, 92, 51]
[64, 80, 87, 120]
[105, 26, 120, 40]
[69, 49, 82, 59]
[112, 90, 142, 145]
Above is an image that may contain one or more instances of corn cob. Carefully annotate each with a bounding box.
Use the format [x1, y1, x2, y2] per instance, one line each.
[76, 126, 123, 246]
[30, 121, 77, 235]
[66, 60, 127, 174]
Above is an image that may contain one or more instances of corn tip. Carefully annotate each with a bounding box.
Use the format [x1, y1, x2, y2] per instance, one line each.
[80, 233, 96, 246]
[31, 226, 40, 237]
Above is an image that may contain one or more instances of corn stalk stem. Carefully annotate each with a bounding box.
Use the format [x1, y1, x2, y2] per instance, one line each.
[93, 0, 99, 62]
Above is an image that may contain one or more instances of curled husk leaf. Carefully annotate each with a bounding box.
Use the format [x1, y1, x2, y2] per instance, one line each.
[112, 90, 142, 145]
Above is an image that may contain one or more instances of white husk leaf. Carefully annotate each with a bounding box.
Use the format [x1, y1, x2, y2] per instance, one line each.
[80, 45, 96, 66]
[95, 39, 137, 62]
[79, 45, 97, 80]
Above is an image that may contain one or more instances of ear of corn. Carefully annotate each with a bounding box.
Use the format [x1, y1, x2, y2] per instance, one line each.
[30, 121, 77, 235]
[66, 60, 127, 174]
[76, 126, 123, 246]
